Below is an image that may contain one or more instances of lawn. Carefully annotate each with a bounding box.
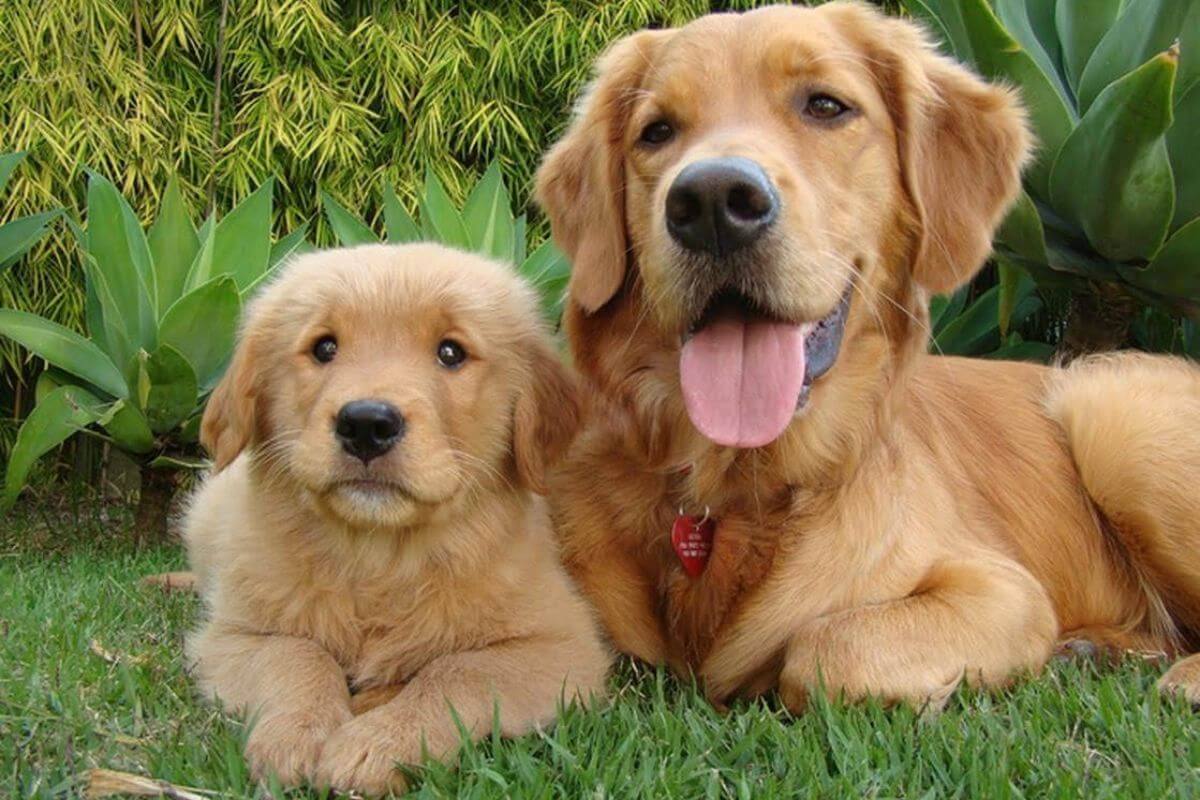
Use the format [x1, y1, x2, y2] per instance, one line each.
[3, 502, 1199, 799]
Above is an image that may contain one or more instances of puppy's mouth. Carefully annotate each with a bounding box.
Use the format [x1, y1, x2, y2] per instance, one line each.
[329, 477, 416, 502]
[679, 287, 850, 449]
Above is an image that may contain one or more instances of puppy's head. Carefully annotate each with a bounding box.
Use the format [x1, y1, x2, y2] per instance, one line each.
[538, 2, 1030, 450]
[201, 243, 578, 530]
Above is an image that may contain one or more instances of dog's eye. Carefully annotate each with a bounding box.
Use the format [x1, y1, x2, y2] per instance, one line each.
[436, 339, 467, 369]
[804, 94, 849, 121]
[312, 335, 338, 363]
[639, 120, 674, 146]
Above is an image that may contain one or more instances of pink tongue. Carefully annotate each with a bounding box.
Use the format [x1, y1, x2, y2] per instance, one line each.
[680, 313, 807, 448]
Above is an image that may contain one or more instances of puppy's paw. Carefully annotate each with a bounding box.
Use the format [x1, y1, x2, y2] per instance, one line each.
[245, 708, 348, 786]
[314, 714, 420, 797]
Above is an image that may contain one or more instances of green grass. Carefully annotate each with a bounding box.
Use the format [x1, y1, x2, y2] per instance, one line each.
[3, 503, 1199, 798]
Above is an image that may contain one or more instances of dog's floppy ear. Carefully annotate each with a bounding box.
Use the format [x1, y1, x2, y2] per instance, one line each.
[201, 330, 261, 472]
[536, 30, 671, 314]
[879, 16, 1032, 294]
[512, 341, 581, 495]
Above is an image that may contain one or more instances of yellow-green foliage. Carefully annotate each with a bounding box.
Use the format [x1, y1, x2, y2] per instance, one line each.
[3, 1, 773, 357]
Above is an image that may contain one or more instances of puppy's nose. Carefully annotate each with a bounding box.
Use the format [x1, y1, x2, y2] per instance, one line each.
[335, 400, 405, 464]
[665, 157, 779, 256]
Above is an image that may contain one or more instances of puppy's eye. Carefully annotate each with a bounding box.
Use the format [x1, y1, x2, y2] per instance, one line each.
[804, 94, 850, 121]
[436, 339, 467, 369]
[639, 120, 675, 146]
[312, 335, 338, 363]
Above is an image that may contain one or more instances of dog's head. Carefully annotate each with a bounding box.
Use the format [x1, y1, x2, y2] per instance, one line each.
[201, 243, 578, 530]
[537, 2, 1029, 452]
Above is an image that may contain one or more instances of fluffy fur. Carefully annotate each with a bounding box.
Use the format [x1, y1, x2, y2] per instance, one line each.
[183, 244, 609, 795]
[535, 1, 1200, 710]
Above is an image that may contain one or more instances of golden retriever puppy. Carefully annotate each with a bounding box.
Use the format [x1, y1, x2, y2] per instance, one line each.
[535, 1, 1200, 712]
[182, 243, 609, 795]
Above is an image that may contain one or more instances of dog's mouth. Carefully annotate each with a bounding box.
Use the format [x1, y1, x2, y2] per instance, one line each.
[330, 477, 415, 501]
[679, 287, 850, 448]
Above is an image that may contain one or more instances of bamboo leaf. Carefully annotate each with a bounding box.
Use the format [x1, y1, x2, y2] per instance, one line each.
[0, 151, 27, 197]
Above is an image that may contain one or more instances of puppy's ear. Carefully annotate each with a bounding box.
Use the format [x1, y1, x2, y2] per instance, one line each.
[512, 341, 581, 495]
[201, 332, 261, 472]
[536, 30, 671, 314]
[879, 16, 1032, 294]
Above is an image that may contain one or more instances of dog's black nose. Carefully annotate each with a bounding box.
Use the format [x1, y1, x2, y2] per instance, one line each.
[666, 157, 779, 256]
[335, 400, 404, 464]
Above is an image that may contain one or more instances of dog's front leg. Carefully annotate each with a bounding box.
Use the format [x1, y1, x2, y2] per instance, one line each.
[777, 557, 1057, 713]
[188, 627, 351, 784]
[313, 634, 607, 796]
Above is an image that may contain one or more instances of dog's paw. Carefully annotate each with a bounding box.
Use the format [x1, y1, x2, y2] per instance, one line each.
[1158, 654, 1200, 705]
[779, 655, 964, 716]
[314, 714, 418, 797]
[245, 708, 347, 786]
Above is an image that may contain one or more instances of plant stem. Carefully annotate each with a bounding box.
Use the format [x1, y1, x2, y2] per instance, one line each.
[1056, 284, 1137, 362]
[133, 465, 177, 546]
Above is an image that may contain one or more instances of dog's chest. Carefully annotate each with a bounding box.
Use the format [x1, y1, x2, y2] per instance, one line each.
[662, 510, 783, 667]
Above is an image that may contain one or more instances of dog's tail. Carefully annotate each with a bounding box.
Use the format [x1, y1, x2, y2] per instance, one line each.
[1044, 352, 1200, 643]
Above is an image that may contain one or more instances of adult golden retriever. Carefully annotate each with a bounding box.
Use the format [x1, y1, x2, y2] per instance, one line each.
[535, 1, 1200, 711]
[183, 244, 609, 795]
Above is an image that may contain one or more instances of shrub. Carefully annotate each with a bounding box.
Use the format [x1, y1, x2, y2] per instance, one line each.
[902, 0, 1199, 357]
[0, 174, 301, 540]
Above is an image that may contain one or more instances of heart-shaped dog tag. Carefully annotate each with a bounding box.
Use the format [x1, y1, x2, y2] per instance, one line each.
[671, 514, 716, 578]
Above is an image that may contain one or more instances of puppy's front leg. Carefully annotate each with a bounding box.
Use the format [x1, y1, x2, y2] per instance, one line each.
[314, 634, 606, 796]
[778, 558, 1057, 713]
[188, 627, 351, 783]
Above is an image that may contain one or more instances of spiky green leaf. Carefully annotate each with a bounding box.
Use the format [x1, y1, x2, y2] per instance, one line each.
[419, 169, 470, 249]
[1049, 50, 1177, 262]
[147, 177, 198, 316]
[383, 185, 420, 243]
[1124, 218, 1200, 302]
[1076, 0, 1195, 114]
[136, 344, 198, 433]
[1169, 82, 1200, 229]
[86, 171, 157, 351]
[159, 276, 241, 391]
[321, 190, 378, 246]
[0, 309, 127, 399]
[1055, 0, 1125, 94]
[462, 161, 515, 262]
[3, 385, 108, 510]
[214, 180, 274, 290]
[0, 210, 60, 272]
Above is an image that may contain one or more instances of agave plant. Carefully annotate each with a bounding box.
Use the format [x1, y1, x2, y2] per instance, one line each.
[903, 0, 1199, 355]
[320, 162, 571, 322]
[931, 269, 1054, 360]
[0, 174, 306, 540]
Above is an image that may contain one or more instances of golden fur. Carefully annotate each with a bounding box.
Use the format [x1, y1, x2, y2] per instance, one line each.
[183, 244, 609, 795]
[535, 2, 1200, 710]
